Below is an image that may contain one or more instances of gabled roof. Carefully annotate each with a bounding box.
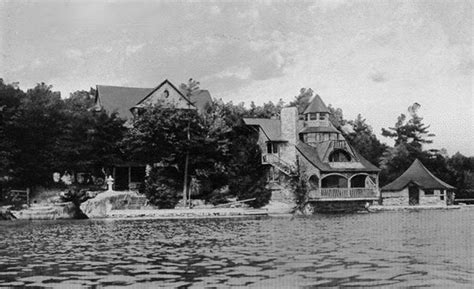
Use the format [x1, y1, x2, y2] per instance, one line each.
[94, 79, 212, 119]
[296, 141, 380, 172]
[381, 159, 455, 191]
[135, 79, 193, 107]
[303, 94, 330, 114]
[243, 118, 285, 141]
[95, 85, 154, 119]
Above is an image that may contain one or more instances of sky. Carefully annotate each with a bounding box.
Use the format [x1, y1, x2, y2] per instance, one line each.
[1, 0, 472, 156]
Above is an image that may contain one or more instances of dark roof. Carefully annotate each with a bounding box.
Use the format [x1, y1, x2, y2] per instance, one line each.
[95, 85, 154, 119]
[95, 80, 212, 119]
[381, 159, 455, 191]
[296, 141, 380, 172]
[243, 118, 285, 141]
[303, 94, 330, 114]
[300, 126, 340, 134]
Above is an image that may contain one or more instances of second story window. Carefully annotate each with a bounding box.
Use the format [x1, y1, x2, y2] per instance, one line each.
[329, 149, 351, 162]
[267, 142, 278, 154]
[309, 113, 317, 120]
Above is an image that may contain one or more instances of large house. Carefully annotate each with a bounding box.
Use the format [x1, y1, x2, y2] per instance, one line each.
[244, 95, 380, 213]
[93, 79, 212, 190]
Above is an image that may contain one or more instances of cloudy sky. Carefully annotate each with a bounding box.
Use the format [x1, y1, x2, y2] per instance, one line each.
[1, 0, 472, 155]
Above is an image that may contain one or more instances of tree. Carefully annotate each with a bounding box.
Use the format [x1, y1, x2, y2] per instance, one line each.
[288, 88, 313, 114]
[380, 104, 438, 185]
[5, 83, 66, 188]
[345, 114, 387, 166]
[0, 79, 25, 184]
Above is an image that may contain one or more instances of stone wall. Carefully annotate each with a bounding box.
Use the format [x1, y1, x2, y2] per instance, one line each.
[382, 189, 409, 206]
[382, 188, 447, 206]
[279, 107, 298, 166]
[419, 189, 445, 206]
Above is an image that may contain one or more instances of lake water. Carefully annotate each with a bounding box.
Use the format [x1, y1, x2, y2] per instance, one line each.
[0, 208, 473, 288]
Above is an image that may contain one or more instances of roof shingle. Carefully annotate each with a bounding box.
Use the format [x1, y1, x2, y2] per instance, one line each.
[381, 159, 455, 191]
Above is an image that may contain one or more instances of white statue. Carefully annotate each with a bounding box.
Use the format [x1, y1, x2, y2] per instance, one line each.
[106, 175, 114, 191]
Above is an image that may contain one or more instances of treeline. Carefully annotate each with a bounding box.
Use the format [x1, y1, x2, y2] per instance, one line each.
[1, 79, 473, 207]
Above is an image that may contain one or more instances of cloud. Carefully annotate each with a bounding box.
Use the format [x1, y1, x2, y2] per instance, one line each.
[65, 48, 83, 59]
[369, 71, 388, 83]
[309, 0, 349, 13]
[125, 43, 146, 56]
[214, 66, 251, 80]
[209, 5, 221, 15]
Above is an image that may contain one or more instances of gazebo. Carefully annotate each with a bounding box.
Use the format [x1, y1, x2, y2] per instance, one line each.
[381, 159, 455, 206]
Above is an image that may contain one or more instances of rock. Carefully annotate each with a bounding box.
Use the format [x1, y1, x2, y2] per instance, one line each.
[10, 202, 82, 220]
[0, 206, 16, 220]
[80, 191, 151, 218]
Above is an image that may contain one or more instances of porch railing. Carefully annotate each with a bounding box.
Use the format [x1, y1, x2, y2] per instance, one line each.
[309, 188, 378, 200]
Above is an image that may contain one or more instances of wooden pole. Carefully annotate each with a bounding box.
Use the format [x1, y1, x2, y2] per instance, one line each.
[182, 120, 191, 208]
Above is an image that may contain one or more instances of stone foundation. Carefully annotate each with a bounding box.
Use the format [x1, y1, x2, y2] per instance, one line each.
[312, 200, 371, 213]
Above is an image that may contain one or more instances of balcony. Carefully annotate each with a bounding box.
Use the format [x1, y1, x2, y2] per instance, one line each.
[309, 188, 379, 201]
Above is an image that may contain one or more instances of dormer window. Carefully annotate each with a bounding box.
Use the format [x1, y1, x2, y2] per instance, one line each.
[329, 149, 351, 162]
[309, 113, 317, 120]
[319, 113, 327, 120]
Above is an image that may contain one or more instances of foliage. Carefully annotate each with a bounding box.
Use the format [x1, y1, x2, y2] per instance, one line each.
[380, 105, 440, 185]
[288, 87, 313, 114]
[0, 80, 125, 189]
[226, 124, 271, 208]
[345, 114, 388, 166]
[140, 166, 181, 209]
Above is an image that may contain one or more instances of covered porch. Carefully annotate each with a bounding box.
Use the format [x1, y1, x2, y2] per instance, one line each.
[307, 173, 380, 201]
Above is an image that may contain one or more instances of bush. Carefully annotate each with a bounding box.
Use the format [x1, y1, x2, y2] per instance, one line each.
[140, 167, 181, 209]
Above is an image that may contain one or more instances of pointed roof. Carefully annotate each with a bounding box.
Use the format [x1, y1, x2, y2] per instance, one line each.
[381, 159, 455, 191]
[95, 85, 154, 119]
[296, 141, 380, 172]
[94, 79, 212, 119]
[303, 94, 330, 114]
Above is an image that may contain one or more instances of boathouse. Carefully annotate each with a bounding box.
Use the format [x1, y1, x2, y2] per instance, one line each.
[381, 159, 455, 206]
[93, 79, 212, 190]
[244, 95, 380, 213]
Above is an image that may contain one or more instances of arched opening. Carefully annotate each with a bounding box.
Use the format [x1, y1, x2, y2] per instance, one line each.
[329, 149, 351, 162]
[322, 175, 348, 188]
[308, 175, 319, 189]
[350, 175, 367, 188]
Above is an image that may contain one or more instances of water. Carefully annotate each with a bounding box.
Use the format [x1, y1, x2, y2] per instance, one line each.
[0, 209, 473, 288]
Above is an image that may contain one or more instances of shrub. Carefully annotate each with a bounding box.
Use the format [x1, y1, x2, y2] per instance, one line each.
[140, 167, 181, 209]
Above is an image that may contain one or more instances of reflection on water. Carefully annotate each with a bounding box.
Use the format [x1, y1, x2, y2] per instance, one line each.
[0, 209, 473, 288]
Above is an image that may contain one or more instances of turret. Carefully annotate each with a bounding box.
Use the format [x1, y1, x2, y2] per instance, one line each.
[303, 94, 330, 127]
[299, 95, 341, 146]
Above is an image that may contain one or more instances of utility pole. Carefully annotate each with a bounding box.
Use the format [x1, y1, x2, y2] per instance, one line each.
[182, 120, 191, 208]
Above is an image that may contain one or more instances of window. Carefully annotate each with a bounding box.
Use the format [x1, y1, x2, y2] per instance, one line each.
[425, 189, 434, 195]
[267, 142, 278, 154]
[319, 113, 326, 120]
[329, 149, 351, 162]
[306, 133, 316, 143]
[309, 113, 317, 120]
[162, 89, 170, 98]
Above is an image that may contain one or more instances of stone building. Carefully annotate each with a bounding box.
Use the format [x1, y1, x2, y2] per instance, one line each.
[93, 79, 212, 190]
[244, 95, 380, 213]
[381, 159, 455, 206]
